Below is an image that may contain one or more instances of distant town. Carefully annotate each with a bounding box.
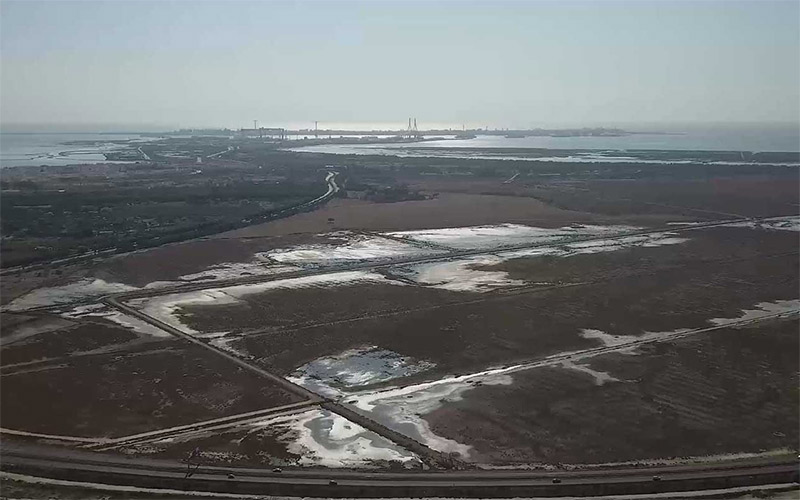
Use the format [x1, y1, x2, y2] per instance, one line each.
[145, 123, 632, 141]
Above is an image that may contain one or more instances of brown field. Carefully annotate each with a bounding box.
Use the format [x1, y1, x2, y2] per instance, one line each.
[1, 319, 140, 366]
[216, 192, 655, 239]
[177, 281, 466, 335]
[0, 316, 304, 437]
[425, 317, 799, 465]
[525, 177, 800, 220]
[170, 226, 797, 381]
[477, 226, 797, 285]
[90, 233, 348, 287]
[399, 173, 800, 220]
[2, 165, 797, 469]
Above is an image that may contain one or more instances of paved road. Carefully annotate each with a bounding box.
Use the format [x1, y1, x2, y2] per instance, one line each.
[2, 444, 797, 497]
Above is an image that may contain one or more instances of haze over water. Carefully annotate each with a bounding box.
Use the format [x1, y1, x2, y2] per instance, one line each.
[297, 123, 800, 153]
[2, 1, 798, 132]
[1, 122, 797, 168]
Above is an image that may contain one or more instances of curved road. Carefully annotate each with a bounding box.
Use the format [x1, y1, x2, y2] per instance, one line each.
[0, 170, 340, 279]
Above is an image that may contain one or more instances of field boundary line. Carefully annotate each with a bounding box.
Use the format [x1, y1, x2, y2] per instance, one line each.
[355, 229, 459, 252]
[241, 282, 589, 340]
[445, 309, 800, 384]
[103, 298, 322, 405]
[238, 250, 799, 341]
[102, 304, 462, 469]
[10, 213, 777, 313]
[0, 428, 109, 445]
[92, 402, 318, 451]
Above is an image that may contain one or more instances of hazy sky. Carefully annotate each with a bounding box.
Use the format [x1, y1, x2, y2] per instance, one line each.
[1, 0, 798, 131]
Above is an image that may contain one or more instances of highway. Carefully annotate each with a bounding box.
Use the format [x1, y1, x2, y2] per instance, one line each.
[2, 442, 797, 497]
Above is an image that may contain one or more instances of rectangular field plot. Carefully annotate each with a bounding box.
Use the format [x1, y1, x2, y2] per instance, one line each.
[83, 220, 799, 466]
[91, 233, 363, 287]
[481, 225, 799, 286]
[421, 317, 800, 465]
[219, 241, 798, 377]
[1, 305, 174, 367]
[1, 339, 305, 439]
[122, 225, 799, 386]
[130, 273, 467, 338]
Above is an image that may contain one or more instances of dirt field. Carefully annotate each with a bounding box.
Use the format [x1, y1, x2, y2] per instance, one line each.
[526, 177, 800, 220]
[2, 164, 797, 469]
[424, 317, 799, 465]
[210, 170, 798, 240]
[168, 226, 798, 381]
[477, 226, 797, 284]
[0, 315, 304, 437]
[177, 281, 466, 335]
[119, 419, 304, 467]
[4, 169, 790, 301]
[1, 319, 140, 366]
[216, 193, 644, 239]
[89, 233, 347, 287]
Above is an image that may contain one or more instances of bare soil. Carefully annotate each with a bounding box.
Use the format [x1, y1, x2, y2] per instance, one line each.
[526, 177, 799, 219]
[216, 193, 622, 238]
[0, 337, 304, 437]
[178, 281, 467, 335]
[0, 263, 93, 306]
[119, 420, 308, 468]
[425, 317, 799, 465]
[1, 319, 139, 366]
[477, 226, 797, 285]
[90, 233, 349, 287]
[2, 169, 797, 468]
[178, 227, 797, 379]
